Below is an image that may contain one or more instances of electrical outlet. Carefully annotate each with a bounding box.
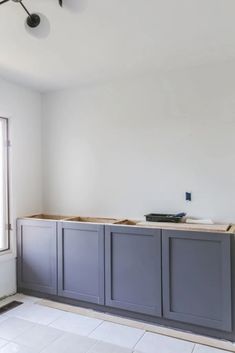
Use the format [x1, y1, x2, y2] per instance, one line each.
[185, 192, 192, 201]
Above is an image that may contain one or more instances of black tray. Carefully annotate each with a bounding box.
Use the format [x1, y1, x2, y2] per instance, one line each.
[145, 213, 186, 223]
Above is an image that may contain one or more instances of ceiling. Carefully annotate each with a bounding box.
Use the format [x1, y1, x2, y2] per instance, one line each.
[0, 0, 235, 91]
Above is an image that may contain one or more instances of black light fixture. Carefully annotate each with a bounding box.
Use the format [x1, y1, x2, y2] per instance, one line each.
[0, 0, 66, 36]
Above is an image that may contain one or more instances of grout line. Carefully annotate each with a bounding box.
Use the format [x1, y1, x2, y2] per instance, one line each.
[10, 321, 38, 341]
[45, 311, 65, 327]
[37, 331, 67, 353]
[132, 330, 146, 351]
[87, 320, 104, 337]
[24, 296, 235, 352]
[0, 341, 9, 351]
[2, 299, 224, 353]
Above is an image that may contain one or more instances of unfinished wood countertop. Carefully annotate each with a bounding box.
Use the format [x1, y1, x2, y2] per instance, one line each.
[136, 221, 233, 233]
[20, 214, 235, 234]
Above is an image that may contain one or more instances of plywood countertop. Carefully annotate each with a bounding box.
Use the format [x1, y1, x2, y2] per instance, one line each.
[136, 221, 233, 233]
[20, 214, 235, 234]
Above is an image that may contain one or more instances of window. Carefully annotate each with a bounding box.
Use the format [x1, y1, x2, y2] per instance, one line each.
[0, 118, 10, 252]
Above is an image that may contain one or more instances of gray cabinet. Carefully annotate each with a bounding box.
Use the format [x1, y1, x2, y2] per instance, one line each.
[17, 217, 234, 337]
[105, 226, 162, 316]
[17, 219, 57, 295]
[162, 230, 232, 331]
[58, 222, 105, 305]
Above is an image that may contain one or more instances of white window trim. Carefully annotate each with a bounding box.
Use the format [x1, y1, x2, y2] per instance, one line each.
[0, 117, 11, 255]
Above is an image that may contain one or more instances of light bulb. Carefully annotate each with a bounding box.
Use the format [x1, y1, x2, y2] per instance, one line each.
[25, 13, 50, 39]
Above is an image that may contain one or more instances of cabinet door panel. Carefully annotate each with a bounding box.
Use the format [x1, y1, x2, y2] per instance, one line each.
[105, 226, 162, 316]
[17, 220, 57, 294]
[58, 223, 104, 304]
[162, 230, 232, 331]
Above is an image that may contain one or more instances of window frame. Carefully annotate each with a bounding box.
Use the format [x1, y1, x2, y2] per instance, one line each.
[0, 117, 10, 253]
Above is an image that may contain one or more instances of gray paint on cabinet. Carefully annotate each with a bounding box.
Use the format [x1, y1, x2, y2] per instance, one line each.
[17, 218, 234, 340]
[162, 230, 232, 331]
[105, 225, 162, 316]
[58, 222, 105, 305]
[17, 219, 58, 295]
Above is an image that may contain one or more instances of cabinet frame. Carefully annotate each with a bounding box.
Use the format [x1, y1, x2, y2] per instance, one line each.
[17, 219, 58, 295]
[105, 225, 162, 316]
[162, 230, 232, 331]
[58, 222, 105, 305]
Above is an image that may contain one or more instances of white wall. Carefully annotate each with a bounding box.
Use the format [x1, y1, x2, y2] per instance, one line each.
[1, 60, 234, 298]
[0, 77, 42, 298]
[42, 62, 235, 223]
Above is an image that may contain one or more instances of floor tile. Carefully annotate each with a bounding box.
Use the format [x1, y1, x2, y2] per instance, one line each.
[134, 332, 194, 353]
[6, 304, 62, 325]
[41, 333, 97, 353]
[193, 344, 228, 353]
[13, 294, 41, 304]
[13, 324, 63, 351]
[3, 303, 31, 317]
[0, 342, 39, 353]
[0, 317, 34, 340]
[0, 317, 7, 325]
[89, 321, 145, 349]
[88, 340, 132, 353]
[49, 311, 102, 336]
[0, 340, 7, 349]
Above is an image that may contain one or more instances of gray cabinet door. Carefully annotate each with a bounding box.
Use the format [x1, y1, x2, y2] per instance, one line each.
[105, 226, 162, 316]
[58, 222, 105, 305]
[162, 230, 232, 331]
[17, 219, 57, 295]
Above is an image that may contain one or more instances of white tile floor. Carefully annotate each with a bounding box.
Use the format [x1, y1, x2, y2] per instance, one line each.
[0, 295, 230, 353]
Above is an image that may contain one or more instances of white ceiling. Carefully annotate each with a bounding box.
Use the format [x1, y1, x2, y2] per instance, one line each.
[0, 0, 235, 91]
